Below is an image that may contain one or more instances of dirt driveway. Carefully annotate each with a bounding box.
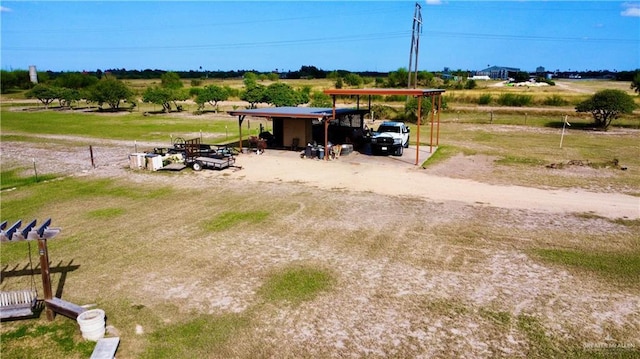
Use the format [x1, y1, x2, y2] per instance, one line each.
[2, 134, 638, 220]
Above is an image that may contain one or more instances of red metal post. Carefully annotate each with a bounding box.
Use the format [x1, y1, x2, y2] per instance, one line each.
[437, 95, 442, 146]
[430, 96, 435, 153]
[415, 96, 421, 166]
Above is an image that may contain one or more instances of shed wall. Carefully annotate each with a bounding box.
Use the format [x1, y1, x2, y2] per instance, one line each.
[282, 118, 312, 147]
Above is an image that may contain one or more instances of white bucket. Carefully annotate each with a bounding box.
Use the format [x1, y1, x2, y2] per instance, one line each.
[77, 309, 106, 341]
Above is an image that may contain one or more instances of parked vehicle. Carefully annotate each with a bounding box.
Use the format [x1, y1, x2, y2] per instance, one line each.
[369, 121, 410, 156]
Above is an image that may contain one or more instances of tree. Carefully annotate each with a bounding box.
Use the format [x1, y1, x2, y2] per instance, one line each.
[25, 84, 58, 108]
[386, 68, 409, 88]
[1, 70, 32, 93]
[403, 96, 448, 123]
[309, 91, 332, 107]
[143, 72, 188, 112]
[575, 89, 637, 130]
[86, 75, 133, 110]
[240, 84, 266, 109]
[143, 86, 188, 112]
[511, 71, 530, 83]
[160, 71, 183, 90]
[264, 83, 306, 107]
[195, 85, 229, 111]
[631, 72, 640, 95]
[417, 71, 435, 87]
[1, 70, 18, 93]
[56, 87, 81, 108]
[344, 73, 364, 87]
[53, 72, 98, 89]
[243, 72, 258, 88]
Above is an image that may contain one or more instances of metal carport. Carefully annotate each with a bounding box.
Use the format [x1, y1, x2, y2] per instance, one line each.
[323, 88, 445, 165]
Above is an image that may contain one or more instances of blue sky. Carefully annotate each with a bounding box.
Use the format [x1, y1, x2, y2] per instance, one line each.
[1, 1, 639, 73]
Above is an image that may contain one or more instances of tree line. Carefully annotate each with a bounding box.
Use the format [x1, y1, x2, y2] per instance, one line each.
[2, 67, 637, 130]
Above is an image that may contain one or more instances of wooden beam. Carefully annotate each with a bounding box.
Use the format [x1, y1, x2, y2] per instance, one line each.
[45, 297, 86, 320]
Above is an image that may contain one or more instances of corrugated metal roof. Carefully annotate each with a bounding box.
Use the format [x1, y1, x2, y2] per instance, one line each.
[323, 88, 445, 96]
[228, 107, 364, 119]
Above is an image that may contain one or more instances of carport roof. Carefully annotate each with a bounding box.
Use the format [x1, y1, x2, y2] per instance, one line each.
[324, 88, 445, 96]
[228, 107, 366, 119]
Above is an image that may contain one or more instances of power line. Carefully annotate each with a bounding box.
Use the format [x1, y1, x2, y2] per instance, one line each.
[3, 31, 412, 52]
[427, 30, 638, 44]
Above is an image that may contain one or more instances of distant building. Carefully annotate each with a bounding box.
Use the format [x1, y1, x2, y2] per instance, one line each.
[469, 75, 491, 81]
[536, 66, 545, 74]
[477, 66, 520, 80]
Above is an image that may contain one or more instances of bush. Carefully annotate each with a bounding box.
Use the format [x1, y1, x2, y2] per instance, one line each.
[384, 95, 406, 102]
[465, 79, 477, 90]
[542, 94, 568, 106]
[497, 93, 532, 107]
[477, 94, 492, 105]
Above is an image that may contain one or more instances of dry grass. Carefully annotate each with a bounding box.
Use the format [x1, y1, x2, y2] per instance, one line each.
[1, 170, 639, 358]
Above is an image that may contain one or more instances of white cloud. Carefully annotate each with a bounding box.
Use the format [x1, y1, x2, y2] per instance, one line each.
[621, 2, 640, 17]
[1, 6, 12, 12]
[425, 0, 442, 5]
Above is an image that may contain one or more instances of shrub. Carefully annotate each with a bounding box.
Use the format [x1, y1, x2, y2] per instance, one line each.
[465, 79, 477, 90]
[384, 95, 406, 102]
[542, 94, 568, 106]
[497, 93, 532, 107]
[477, 94, 492, 105]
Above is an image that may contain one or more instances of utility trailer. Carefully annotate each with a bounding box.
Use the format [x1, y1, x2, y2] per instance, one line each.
[183, 138, 236, 171]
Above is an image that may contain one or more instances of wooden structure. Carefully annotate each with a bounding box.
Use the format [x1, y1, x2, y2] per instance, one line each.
[324, 88, 445, 165]
[1, 219, 86, 321]
[90, 337, 120, 359]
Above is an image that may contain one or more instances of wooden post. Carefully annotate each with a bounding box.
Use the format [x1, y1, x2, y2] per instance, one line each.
[38, 238, 54, 320]
[32, 158, 38, 182]
[89, 146, 95, 168]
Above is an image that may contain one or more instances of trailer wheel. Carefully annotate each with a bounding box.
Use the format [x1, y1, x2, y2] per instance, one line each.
[192, 161, 203, 171]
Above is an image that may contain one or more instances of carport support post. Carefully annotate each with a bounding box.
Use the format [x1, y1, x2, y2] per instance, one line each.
[437, 95, 442, 146]
[415, 95, 422, 166]
[328, 96, 337, 160]
[430, 95, 435, 154]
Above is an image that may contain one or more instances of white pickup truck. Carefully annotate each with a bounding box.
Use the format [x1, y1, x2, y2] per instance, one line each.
[369, 121, 410, 156]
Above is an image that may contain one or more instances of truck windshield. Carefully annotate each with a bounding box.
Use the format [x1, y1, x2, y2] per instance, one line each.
[377, 126, 400, 133]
